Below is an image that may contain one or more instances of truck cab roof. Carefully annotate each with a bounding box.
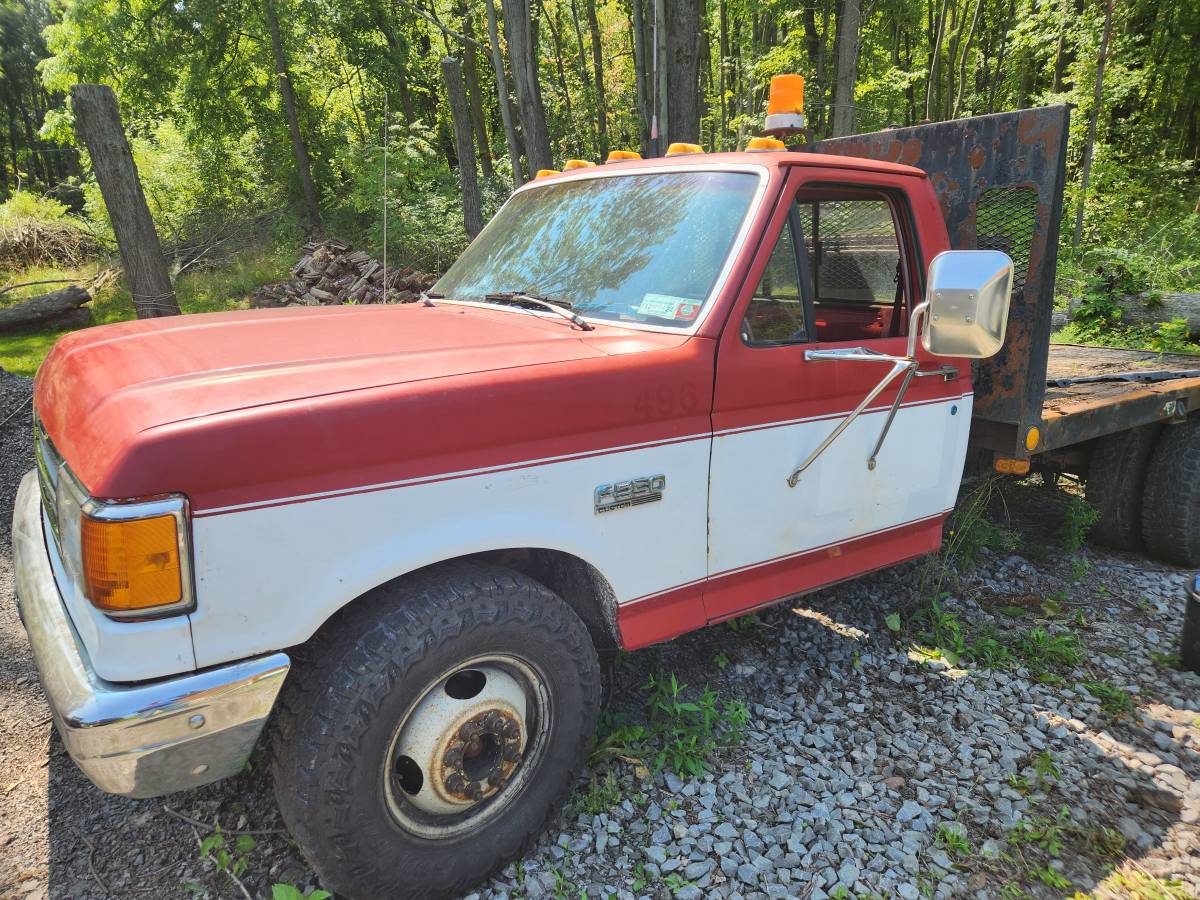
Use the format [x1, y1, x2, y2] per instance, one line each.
[533, 149, 929, 181]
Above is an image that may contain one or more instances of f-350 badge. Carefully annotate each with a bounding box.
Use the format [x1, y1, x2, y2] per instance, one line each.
[594, 475, 666, 514]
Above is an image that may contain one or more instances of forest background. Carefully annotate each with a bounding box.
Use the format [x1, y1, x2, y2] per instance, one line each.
[0, 0, 1197, 374]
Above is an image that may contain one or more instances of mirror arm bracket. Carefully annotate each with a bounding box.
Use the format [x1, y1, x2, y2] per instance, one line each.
[787, 301, 934, 487]
[787, 354, 916, 486]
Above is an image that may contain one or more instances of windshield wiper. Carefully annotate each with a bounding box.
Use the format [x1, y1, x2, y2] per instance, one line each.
[420, 290, 444, 307]
[483, 291, 595, 331]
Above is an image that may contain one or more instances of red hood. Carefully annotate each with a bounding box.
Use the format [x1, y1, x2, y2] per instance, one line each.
[36, 303, 707, 509]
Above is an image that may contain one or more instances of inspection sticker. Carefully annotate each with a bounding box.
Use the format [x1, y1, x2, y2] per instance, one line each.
[637, 293, 702, 321]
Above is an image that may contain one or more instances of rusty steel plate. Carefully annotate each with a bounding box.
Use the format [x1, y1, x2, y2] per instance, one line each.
[812, 106, 1071, 446]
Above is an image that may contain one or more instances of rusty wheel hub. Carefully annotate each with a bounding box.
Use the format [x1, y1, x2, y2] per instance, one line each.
[388, 664, 528, 816]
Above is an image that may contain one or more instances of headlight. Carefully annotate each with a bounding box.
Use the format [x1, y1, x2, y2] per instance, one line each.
[57, 466, 194, 618]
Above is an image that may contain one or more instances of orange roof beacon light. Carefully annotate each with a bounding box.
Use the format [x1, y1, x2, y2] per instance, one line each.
[665, 142, 704, 156]
[605, 150, 642, 163]
[563, 159, 597, 170]
[746, 136, 787, 151]
[765, 74, 806, 135]
[534, 168, 561, 179]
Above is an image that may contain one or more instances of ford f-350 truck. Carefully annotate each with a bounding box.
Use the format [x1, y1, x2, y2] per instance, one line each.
[13, 94, 1200, 898]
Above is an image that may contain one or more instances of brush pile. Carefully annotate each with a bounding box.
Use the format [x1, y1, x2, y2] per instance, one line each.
[0, 220, 99, 270]
[251, 239, 437, 308]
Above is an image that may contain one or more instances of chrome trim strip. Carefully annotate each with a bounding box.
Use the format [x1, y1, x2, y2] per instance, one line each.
[12, 471, 289, 798]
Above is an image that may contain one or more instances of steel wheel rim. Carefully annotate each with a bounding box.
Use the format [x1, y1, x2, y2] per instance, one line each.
[381, 653, 552, 839]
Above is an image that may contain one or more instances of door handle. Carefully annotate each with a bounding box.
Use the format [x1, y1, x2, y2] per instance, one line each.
[916, 364, 959, 381]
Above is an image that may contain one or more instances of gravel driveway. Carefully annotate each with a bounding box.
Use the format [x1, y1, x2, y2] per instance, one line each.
[1, 369, 1198, 899]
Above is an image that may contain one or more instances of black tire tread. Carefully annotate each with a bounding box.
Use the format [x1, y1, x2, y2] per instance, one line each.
[270, 562, 600, 899]
[1086, 424, 1159, 551]
[1141, 417, 1200, 566]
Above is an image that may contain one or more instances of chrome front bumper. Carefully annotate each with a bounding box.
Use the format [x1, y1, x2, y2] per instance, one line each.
[12, 470, 290, 798]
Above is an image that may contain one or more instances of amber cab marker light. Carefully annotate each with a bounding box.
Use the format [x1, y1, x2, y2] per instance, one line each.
[81, 514, 183, 613]
[606, 150, 641, 162]
[534, 169, 560, 179]
[765, 74, 807, 133]
[993, 457, 1031, 475]
[746, 136, 787, 151]
[563, 159, 596, 170]
[665, 142, 703, 156]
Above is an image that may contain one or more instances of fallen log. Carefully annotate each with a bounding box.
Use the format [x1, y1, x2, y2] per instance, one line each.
[1066, 292, 1200, 335]
[1114, 293, 1200, 335]
[0, 285, 93, 333]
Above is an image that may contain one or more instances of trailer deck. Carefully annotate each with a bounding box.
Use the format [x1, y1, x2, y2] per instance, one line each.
[1037, 344, 1200, 451]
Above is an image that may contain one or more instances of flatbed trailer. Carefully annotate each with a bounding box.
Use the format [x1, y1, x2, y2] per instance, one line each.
[815, 105, 1200, 563]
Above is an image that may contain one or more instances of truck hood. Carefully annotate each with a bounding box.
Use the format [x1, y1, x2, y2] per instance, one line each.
[36, 302, 698, 508]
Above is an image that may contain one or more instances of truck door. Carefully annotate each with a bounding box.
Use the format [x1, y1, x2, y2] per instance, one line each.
[704, 167, 973, 622]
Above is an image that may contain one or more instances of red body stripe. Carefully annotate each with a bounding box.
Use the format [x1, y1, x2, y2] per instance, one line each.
[617, 512, 948, 648]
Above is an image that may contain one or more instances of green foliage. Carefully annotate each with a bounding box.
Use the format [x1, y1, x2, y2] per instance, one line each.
[0, 191, 73, 226]
[1058, 498, 1100, 553]
[271, 885, 331, 900]
[935, 822, 973, 857]
[575, 771, 622, 815]
[724, 613, 761, 634]
[1081, 680, 1136, 720]
[198, 825, 256, 881]
[1032, 751, 1060, 786]
[1010, 627, 1085, 680]
[643, 673, 748, 777]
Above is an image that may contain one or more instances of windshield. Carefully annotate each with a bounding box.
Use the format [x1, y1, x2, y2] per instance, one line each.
[433, 170, 760, 328]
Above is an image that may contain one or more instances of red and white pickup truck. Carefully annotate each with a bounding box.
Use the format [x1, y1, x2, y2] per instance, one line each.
[13, 95, 1200, 898]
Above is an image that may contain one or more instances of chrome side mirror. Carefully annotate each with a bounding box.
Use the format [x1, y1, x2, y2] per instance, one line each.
[921, 250, 1014, 358]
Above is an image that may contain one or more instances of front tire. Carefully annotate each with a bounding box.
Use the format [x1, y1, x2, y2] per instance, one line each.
[271, 562, 601, 899]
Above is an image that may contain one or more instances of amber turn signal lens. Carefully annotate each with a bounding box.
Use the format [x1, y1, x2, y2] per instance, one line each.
[767, 74, 806, 116]
[81, 514, 182, 612]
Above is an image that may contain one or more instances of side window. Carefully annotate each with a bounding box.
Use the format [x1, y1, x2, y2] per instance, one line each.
[797, 195, 907, 342]
[740, 218, 809, 345]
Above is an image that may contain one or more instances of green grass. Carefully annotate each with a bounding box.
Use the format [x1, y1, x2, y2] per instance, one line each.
[1081, 679, 1136, 720]
[0, 243, 292, 377]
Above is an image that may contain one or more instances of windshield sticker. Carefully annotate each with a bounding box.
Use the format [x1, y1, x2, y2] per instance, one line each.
[637, 293, 702, 321]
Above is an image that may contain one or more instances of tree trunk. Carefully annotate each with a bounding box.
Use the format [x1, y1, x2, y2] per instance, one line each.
[484, 0, 525, 186]
[952, 0, 984, 118]
[539, 0, 576, 153]
[832, 0, 862, 135]
[263, 0, 322, 231]
[501, 0, 553, 173]
[70, 85, 180, 318]
[441, 58, 484, 239]
[1072, 0, 1114, 246]
[924, 0, 949, 121]
[458, 8, 493, 176]
[0, 285, 92, 333]
[585, 0, 609, 159]
[662, 0, 702, 145]
[630, 0, 651, 156]
[653, 0, 668, 151]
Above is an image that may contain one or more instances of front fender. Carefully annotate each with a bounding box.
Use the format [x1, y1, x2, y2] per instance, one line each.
[187, 436, 710, 669]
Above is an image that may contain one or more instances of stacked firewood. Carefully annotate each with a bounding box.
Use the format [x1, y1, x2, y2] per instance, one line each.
[251, 239, 437, 308]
